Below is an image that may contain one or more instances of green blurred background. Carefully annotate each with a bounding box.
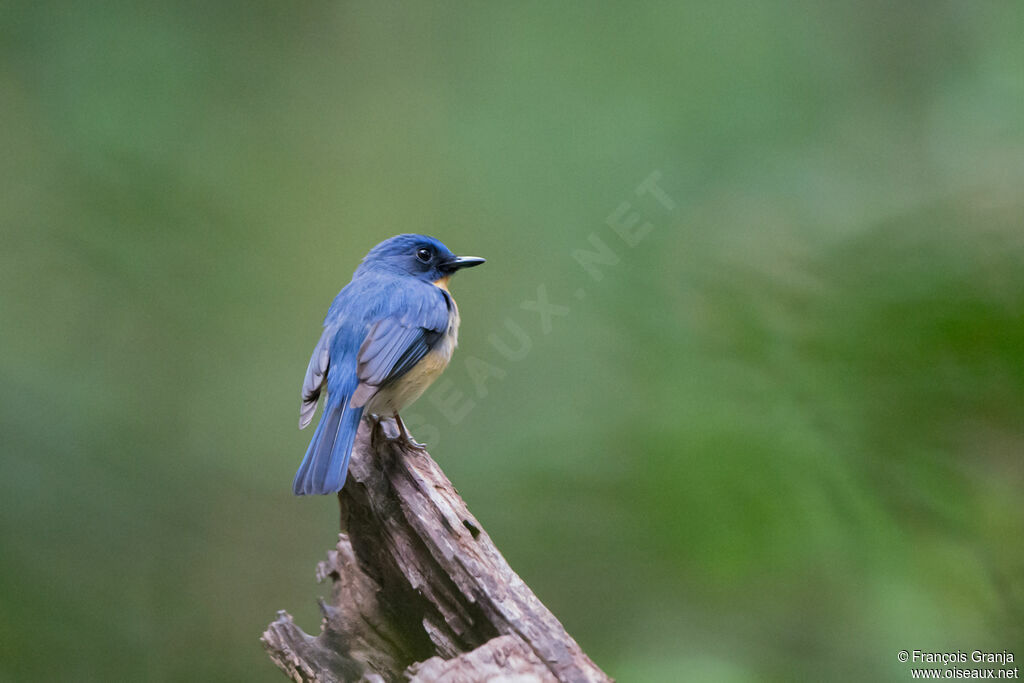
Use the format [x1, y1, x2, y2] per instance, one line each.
[2, 2, 1023, 681]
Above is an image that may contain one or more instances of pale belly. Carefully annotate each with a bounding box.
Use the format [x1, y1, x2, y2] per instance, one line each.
[364, 304, 459, 416]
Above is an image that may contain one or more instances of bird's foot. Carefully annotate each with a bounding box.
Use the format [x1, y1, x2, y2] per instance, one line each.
[368, 415, 387, 450]
[396, 433, 428, 451]
[393, 414, 428, 452]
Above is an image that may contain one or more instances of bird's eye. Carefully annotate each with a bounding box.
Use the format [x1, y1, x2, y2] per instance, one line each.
[416, 248, 432, 263]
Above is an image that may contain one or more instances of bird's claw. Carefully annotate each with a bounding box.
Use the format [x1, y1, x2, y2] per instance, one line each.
[366, 414, 428, 452]
[397, 434, 428, 451]
[393, 414, 427, 452]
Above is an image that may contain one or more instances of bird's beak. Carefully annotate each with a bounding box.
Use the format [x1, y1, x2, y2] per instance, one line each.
[442, 255, 486, 272]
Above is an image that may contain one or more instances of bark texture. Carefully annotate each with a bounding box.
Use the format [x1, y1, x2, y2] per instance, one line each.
[262, 425, 612, 683]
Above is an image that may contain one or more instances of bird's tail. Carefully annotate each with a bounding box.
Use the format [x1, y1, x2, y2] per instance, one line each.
[292, 395, 364, 495]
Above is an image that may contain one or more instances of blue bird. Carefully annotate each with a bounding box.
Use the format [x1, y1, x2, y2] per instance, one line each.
[293, 234, 485, 495]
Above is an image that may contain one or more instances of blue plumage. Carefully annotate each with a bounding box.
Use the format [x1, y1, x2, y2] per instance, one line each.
[293, 234, 485, 495]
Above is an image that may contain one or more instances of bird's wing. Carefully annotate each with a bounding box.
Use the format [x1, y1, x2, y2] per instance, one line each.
[350, 284, 451, 408]
[299, 323, 337, 429]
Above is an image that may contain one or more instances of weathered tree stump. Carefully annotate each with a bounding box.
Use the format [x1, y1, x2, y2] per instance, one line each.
[262, 424, 612, 682]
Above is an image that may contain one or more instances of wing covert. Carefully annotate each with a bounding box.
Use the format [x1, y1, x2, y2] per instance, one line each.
[351, 285, 451, 407]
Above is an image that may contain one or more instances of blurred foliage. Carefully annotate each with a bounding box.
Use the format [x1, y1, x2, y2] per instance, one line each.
[2, 1, 1023, 681]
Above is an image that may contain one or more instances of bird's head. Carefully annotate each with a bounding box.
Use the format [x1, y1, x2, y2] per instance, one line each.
[356, 234, 485, 284]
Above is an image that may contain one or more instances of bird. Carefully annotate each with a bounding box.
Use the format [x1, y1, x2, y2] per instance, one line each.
[292, 234, 485, 495]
